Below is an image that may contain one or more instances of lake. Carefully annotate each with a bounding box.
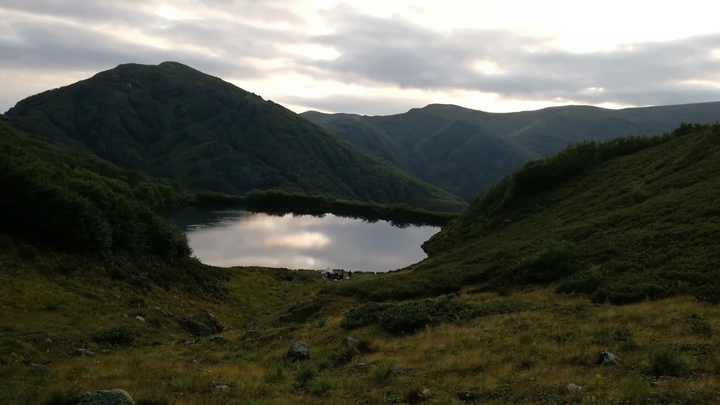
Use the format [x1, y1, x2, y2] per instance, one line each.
[171, 207, 440, 272]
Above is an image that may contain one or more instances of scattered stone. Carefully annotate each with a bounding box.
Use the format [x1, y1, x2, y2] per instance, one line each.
[567, 383, 583, 392]
[456, 390, 478, 402]
[245, 330, 257, 336]
[222, 326, 232, 332]
[651, 376, 674, 388]
[192, 359, 201, 364]
[114, 295, 121, 300]
[286, 341, 310, 362]
[33, 364, 47, 369]
[446, 293, 459, 299]
[183, 341, 195, 346]
[43, 338, 52, 344]
[392, 368, 410, 376]
[422, 388, 432, 399]
[210, 336, 226, 344]
[154, 307, 161, 310]
[89, 293, 100, 299]
[341, 336, 359, 348]
[135, 316, 145, 323]
[74, 349, 95, 357]
[596, 351, 620, 366]
[215, 385, 230, 390]
[354, 363, 367, 371]
[178, 313, 225, 337]
[75, 389, 136, 405]
[349, 307, 359, 313]
[151, 341, 161, 347]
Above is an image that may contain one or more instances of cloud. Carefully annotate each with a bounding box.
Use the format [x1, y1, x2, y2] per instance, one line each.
[1, 0, 720, 113]
[303, 8, 720, 106]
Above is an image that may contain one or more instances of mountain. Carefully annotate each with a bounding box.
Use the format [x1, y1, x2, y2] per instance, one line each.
[333, 123, 720, 304]
[3, 62, 465, 212]
[303, 102, 720, 199]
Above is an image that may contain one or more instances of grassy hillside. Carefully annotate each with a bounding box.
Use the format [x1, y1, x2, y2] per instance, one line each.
[331, 123, 720, 304]
[0, 119, 225, 296]
[3, 62, 465, 212]
[304, 102, 720, 199]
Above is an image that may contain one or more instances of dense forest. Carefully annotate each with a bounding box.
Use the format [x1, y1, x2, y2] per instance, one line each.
[4, 62, 465, 212]
[305, 102, 720, 198]
[331, 123, 720, 304]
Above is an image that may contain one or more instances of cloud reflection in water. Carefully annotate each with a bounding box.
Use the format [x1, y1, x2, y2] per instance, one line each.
[173, 208, 439, 272]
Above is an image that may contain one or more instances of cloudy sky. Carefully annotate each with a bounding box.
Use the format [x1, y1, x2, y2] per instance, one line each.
[2, 0, 720, 115]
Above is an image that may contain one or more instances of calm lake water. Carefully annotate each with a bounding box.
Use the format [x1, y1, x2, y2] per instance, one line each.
[171, 208, 440, 272]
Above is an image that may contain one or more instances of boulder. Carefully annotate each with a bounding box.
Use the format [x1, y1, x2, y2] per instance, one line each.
[43, 338, 52, 344]
[210, 336, 226, 344]
[456, 390, 478, 402]
[75, 389, 136, 405]
[341, 336, 358, 348]
[566, 383, 583, 392]
[178, 313, 225, 337]
[74, 349, 95, 357]
[286, 341, 310, 362]
[135, 316, 145, 323]
[595, 351, 620, 366]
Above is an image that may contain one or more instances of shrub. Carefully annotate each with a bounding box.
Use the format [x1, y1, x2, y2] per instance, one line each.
[18, 245, 37, 260]
[522, 240, 576, 282]
[264, 361, 285, 383]
[373, 361, 395, 386]
[311, 374, 338, 396]
[356, 339, 375, 354]
[331, 346, 360, 367]
[93, 326, 135, 346]
[340, 303, 391, 330]
[556, 266, 605, 295]
[43, 386, 83, 405]
[590, 327, 634, 344]
[518, 331, 534, 344]
[646, 348, 690, 377]
[294, 362, 318, 390]
[44, 299, 61, 311]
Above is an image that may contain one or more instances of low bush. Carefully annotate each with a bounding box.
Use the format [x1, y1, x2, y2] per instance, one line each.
[646, 348, 691, 377]
[93, 326, 135, 346]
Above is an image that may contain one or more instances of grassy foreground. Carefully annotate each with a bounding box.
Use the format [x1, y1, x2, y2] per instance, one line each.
[2, 248, 720, 405]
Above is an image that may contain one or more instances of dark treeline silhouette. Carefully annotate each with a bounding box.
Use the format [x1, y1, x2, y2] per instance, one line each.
[193, 190, 458, 228]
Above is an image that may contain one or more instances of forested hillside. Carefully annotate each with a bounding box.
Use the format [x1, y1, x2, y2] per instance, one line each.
[305, 102, 720, 198]
[4, 62, 465, 212]
[333, 123, 720, 304]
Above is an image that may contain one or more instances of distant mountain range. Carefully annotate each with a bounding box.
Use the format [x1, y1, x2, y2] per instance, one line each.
[3, 62, 465, 212]
[303, 102, 720, 198]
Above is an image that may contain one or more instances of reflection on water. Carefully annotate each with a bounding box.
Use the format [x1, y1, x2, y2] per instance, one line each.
[171, 208, 440, 272]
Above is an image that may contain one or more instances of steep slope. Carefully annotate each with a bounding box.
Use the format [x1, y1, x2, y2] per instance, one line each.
[3, 62, 465, 212]
[304, 102, 720, 198]
[333, 123, 720, 303]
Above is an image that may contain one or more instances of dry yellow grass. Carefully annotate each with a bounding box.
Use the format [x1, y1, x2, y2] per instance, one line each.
[2, 266, 720, 405]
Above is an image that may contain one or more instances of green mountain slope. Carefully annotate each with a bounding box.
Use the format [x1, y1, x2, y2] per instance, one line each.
[0, 118, 224, 295]
[333, 123, 720, 304]
[3, 62, 465, 212]
[304, 102, 720, 199]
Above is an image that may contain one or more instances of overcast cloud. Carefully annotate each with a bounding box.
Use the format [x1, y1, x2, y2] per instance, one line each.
[2, 0, 720, 114]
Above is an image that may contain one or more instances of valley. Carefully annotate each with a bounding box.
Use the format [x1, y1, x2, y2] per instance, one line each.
[1, 62, 720, 405]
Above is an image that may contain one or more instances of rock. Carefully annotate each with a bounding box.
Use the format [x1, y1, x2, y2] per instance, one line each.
[446, 293, 459, 299]
[74, 349, 95, 357]
[222, 326, 232, 332]
[114, 295, 121, 300]
[286, 341, 310, 362]
[567, 383, 583, 392]
[178, 313, 225, 337]
[33, 364, 47, 369]
[183, 340, 195, 346]
[43, 338, 52, 344]
[392, 368, 410, 376]
[354, 363, 366, 370]
[75, 389, 136, 405]
[456, 390, 478, 402]
[422, 388, 432, 399]
[245, 330, 257, 336]
[135, 316, 145, 323]
[341, 336, 359, 348]
[595, 350, 620, 366]
[215, 385, 230, 390]
[150, 341, 161, 347]
[210, 336, 226, 344]
[89, 293, 100, 299]
[651, 376, 674, 388]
